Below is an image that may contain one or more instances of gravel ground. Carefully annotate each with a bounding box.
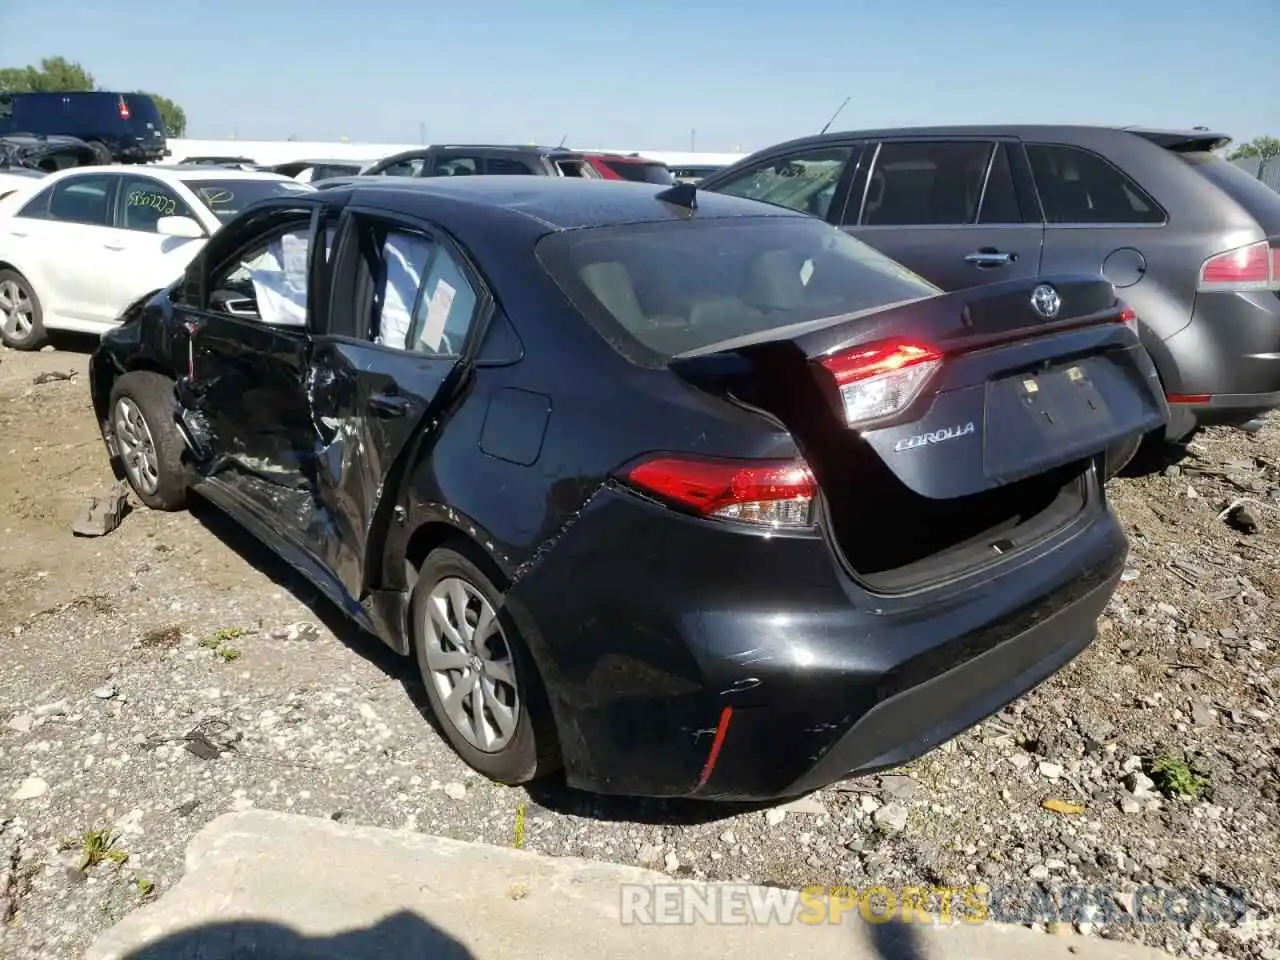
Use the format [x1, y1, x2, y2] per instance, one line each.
[2, 340, 1279, 960]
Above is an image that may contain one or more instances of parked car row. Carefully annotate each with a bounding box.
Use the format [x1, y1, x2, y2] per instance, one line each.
[1, 120, 1272, 802]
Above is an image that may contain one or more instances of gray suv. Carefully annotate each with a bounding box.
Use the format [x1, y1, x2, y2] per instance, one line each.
[699, 126, 1280, 450]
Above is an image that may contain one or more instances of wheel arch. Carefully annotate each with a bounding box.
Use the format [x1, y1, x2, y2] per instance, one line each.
[403, 521, 511, 591]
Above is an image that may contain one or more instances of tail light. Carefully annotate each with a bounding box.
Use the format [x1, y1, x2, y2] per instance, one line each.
[118, 97, 131, 120]
[1197, 240, 1278, 292]
[624, 456, 815, 528]
[816, 338, 942, 427]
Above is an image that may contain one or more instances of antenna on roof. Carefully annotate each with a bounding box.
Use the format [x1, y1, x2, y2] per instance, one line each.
[654, 182, 697, 214]
[558, 133, 568, 148]
[819, 96, 851, 135]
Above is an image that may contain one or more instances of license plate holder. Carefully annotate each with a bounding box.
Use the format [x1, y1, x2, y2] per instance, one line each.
[983, 358, 1115, 478]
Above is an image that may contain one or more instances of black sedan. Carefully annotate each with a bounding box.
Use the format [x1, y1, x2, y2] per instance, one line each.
[89, 177, 1167, 801]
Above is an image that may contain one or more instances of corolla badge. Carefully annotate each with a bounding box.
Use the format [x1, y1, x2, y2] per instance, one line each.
[893, 422, 976, 452]
[1030, 283, 1062, 320]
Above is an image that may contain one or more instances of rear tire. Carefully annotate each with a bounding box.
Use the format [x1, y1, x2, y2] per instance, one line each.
[410, 545, 559, 785]
[86, 140, 114, 165]
[107, 371, 192, 511]
[0, 269, 47, 351]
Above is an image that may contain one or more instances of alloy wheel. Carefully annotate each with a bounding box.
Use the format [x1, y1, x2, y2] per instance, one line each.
[113, 396, 161, 496]
[0, 279, 34, 342]
[422, 576, 521, 753]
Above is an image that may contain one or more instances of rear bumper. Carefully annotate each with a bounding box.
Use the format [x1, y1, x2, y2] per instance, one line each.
[1160, 290, 1280, 439]
[506, 473, 1126, 801]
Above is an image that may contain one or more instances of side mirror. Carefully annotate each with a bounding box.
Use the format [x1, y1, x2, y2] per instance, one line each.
[156, 215, 206, 240]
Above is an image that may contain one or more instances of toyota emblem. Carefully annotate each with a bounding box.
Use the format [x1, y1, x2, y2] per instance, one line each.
[1030, 284, 1061, 320]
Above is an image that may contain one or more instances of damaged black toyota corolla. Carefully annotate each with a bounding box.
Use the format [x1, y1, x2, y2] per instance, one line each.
[89, 177, 1167, 801]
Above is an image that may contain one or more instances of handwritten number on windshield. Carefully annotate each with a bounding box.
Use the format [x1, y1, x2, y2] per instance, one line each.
[200, 189, 234, 207]
[126, 189, 177, 216]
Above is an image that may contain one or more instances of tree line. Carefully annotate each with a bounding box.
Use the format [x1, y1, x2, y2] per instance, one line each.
[0, 56, 187, 138]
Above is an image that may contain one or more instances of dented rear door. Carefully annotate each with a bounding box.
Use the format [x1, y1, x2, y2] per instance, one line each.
[305, 206, 491, 600]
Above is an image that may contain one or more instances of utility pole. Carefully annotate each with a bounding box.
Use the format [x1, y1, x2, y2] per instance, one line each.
[690, 128, 696, 152]
[418, 122, 426, 145]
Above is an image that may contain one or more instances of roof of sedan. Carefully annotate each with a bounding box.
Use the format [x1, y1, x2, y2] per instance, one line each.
[339, 176, 804, 230]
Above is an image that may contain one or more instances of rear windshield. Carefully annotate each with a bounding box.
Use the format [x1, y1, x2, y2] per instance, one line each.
[1178, 151, 1280, 226]
[309, 163, 363, 180]
[597, 159, 675, 184]
[537, 215, 939, 365]
[184, 178, 313, 223]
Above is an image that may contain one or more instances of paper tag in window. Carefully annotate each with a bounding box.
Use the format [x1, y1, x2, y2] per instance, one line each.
[281, 233, 309, 293]
[417, 279, 457, 351]
[799, 258, 814, 286]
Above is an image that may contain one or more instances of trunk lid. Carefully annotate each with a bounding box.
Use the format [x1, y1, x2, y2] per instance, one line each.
[669, 275, 1167, 501]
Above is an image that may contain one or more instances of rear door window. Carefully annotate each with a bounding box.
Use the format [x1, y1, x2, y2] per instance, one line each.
[429, 153, 482, 177]
[484, 155, 539, 175]
[1026, 143, 1165, 225]
[711, 147, 855, 220]
[19, 174, 118, 226]
[859, 141, 997, 226]
[537, 215, 938, 365]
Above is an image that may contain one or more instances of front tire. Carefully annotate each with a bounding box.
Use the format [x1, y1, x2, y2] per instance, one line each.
[0, 269, 47, 351]
[107, 371, 192, 511]
[410, 546, 558, 785]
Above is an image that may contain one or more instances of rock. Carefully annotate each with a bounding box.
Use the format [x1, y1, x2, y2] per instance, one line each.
[442, 782, 466, 801]
[1124, 771, 1157, 798]
[859, 794, 882, 814]
[1191, 701, 1214, 727]
[764, 808, 786, 827]
[92, 683, 118, 700]
[664, 852, 680, 873]
[777, 794, 827, 815]
[872, 803, 908, 833]
[10, 776, 49, 801]
[5, 713, 33, 733]
[1119, 798, 1143, 815]
[719, 830, 736, 845]
[1224, 504, 1260, 535]
[1075, 716, 1115, 742]
[34, 700, 67, 718]
[1029, 864, 1051, 882]
[1038, 761, 1064, 780]
[1047, 921, 1073, 935]
[637, 843, 663, 868]
[70, 484, 129, 537]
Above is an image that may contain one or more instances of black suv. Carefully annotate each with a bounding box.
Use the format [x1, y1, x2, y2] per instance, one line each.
[0, 91, 169, 164]
[700, 126, 1280, 452]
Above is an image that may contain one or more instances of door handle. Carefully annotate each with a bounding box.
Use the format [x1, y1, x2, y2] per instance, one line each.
[8, 230, 27, 238]
[965, 249, 1016, 267]
[368, 392, 410, 418]
[103, 243, 126, 251]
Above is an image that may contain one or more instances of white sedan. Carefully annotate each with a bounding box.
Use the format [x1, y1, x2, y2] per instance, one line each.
[0, 165, 313, 350]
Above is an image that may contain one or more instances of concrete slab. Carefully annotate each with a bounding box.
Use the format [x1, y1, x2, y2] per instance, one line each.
[86, 810, 1176, 960]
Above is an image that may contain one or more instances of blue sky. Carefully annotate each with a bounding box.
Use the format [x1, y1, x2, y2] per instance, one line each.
[4, 0, 1277, 151]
